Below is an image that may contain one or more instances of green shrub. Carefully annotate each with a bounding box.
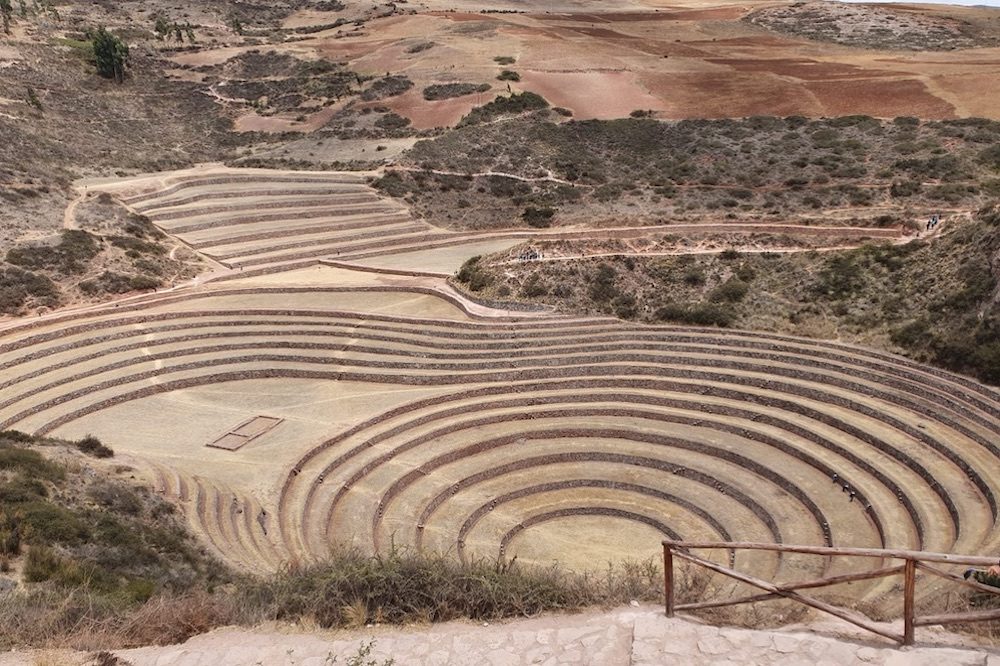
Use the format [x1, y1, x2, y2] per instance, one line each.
[810, 128, 840, 148]
[487, 176, 530, 198]
[236, 548, 660, 628]
[373, 172, 413, 198]
[374, 113, 411, 130]
[6, 230, 100, 274]
[25, 86, 42, 112]
[612, 294, 638, 319]
[456, 256, 491, 292]
[79, 272, 159, 295]
[710, 278, 749, 303]
[813, 255, 864, 299]
[682, 268, 706, 286]
[123, 215, 162, 239]
[654, 303, 735, 327]
[434, 174, 471, 192]
[496, 70, 520, 82]
[0, 477, 48, 504]
[522, 206, 555, 228]
[458, 92, 548, 126]
[0, 511, 21, 556]
[456, 255, 477, 280]
[129, 275, 160, 291]
[422, 82, 491, 101]
[0, 266, 59, 314]
[927, 183, 977, 203]
[520, 274, 547, 297]
[978, 144, 1000, 171]
[891, 318, 931, 349]
[593, 182, 625, 202]
[0, 443, 64, 481]
[978, 201, 1000, 226]
[360, 75, 412, 101]
[76, 435, 114, 458]
[109, 235, 164, 255]
[893, 155, 963, 180]
[933, 259, 996, 312]
[18, 501, 88, 545]
[124, 578, 156, 604]
[23, 545, 64, 583]
[588, 264, 618, 302]
[87, 482, 141, 516]
[971, 340, 1000, 384]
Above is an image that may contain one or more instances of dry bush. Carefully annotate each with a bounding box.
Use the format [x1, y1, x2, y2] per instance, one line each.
[0, 589, 237, 650]
[1, 548, 669, 650]
[234, 548, 664, 630]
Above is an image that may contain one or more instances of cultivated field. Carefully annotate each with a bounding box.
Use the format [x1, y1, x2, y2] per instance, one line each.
[174, 0, 1000, 133]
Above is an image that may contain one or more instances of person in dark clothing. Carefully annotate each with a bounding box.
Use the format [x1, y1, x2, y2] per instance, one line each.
[964, 559, 1000, 587]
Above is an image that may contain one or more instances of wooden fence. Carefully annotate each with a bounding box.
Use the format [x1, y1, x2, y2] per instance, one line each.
[662, 540, 1000, 646]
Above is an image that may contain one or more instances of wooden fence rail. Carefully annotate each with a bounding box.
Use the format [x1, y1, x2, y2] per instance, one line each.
[662, 540, 1000, 646]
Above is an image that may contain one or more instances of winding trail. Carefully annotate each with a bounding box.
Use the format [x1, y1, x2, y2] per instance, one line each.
[61, 187, 87, 230]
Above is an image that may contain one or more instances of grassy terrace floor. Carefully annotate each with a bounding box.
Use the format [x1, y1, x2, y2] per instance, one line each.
[0, 269, 996, 615]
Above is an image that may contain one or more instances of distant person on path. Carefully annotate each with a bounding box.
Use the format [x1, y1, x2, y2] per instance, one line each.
[963, 559, 1000, 587]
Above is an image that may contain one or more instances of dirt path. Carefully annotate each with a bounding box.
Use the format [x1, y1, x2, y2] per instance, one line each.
[390, 165, 577, 186]
[506, 220, 953, 264]
[503, 244, 886, 265]
[62, 187, 87, 230]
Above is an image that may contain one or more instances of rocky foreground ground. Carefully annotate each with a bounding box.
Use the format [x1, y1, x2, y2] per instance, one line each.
[3, 606, 997, 665]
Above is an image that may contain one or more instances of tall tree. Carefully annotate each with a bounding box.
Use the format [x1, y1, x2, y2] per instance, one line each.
[89, 27, 129, 82]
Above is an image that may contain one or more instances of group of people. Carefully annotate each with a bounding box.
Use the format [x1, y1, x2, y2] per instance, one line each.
[925, 214, 941, 232]
[833, 469, 999, 588]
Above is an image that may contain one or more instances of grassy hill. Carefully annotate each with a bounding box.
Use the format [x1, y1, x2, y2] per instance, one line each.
[378, 111, 1000, 231]
[0, 431, 232, 648]
[454, 203, 1000, 385]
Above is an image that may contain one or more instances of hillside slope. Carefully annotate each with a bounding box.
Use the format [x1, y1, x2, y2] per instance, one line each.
[455, 203, 1000, 385]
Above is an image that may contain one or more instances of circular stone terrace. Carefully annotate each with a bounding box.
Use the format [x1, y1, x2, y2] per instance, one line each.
[2, 167, 996, 608]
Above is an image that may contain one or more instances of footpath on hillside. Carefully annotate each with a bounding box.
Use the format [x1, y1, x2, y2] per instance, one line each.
[3, 606, 997, 666]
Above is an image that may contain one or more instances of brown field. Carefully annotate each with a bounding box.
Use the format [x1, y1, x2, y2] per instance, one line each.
[163, 1, 1000, 129]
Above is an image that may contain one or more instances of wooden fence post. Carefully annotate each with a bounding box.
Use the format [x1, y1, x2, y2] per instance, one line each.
[903, 557, 916, 646]
[664, 543, 675, 617]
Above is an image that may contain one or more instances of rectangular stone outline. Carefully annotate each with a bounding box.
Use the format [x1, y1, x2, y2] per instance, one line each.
[207, 415, 283, 451]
